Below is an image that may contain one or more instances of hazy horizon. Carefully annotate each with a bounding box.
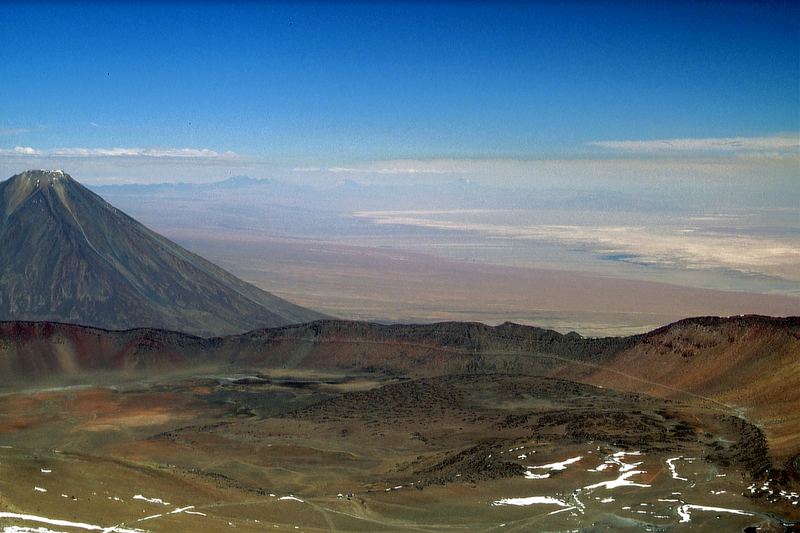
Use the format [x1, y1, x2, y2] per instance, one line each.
[1, 1, 798, 331]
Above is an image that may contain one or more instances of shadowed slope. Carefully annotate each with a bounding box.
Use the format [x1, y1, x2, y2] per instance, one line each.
[570, 316, 800, 460]
[0, 170, 325, 335]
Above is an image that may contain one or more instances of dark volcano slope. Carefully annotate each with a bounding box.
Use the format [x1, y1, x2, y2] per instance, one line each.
[0, 170, 325, 335]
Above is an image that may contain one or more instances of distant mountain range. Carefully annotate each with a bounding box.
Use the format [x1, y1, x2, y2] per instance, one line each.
[90, 175, 274, 195]
[0, 170, 325, 335]
[89, 174, 673, 213]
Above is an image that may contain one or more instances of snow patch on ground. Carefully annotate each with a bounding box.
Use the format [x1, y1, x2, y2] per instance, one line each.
[666, 457, 694, 482]
[523, 472, 550, 479]
[528, 456, 583, 472]
[0, 513, 145, 533]
[133, 494, 170, 506]
[3, 526, 63, 533]
[583, 470, 651, 490]
[492, 496, 570, 507]
[676, 504, 753, 523]
[589, 450, 642, 473]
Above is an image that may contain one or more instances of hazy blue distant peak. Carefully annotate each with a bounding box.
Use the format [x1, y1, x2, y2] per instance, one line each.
[217, 175, 272, 187]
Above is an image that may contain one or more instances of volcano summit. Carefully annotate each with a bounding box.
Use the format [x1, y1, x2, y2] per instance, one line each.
[0, 170, 324, 335]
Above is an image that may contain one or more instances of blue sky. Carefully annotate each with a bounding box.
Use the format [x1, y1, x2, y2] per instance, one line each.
[1, 2, 798, 301]
[1, 1, 798, 167]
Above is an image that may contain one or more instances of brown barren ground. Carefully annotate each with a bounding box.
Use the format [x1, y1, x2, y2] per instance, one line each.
[0, 371, 797, 531]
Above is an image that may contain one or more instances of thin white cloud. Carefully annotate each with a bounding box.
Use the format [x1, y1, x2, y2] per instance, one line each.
[0, 127, 35, 136]
[588, 135, 800, 154]
[0, 146, 240, 159]
[2, 152, 797, 187]
[12, 146, 40, 155]
[290, 156, 799, 187]
[373, 167, 459, 175]
[294, 162, 464, 174]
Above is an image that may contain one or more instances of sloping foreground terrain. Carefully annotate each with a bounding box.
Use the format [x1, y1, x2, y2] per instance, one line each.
[0, 315, 798, 531]
[0, 170, 324, 336]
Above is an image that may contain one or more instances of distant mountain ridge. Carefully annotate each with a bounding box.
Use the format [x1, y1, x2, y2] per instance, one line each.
[0, 170, 325, 335]
[2, 314, 796, 462]
[90, 173, 666, 213]
[1, 314, 794, 380]
[89, 174, 273, 195]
